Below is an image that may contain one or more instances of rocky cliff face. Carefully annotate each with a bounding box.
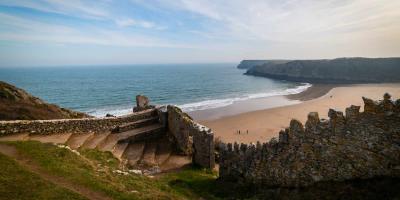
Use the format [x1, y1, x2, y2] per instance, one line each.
[0, 81, 91, 120]
[219, 94, 400, 187]
[245, 57, 400, 83]
[237, 60, 291, 69]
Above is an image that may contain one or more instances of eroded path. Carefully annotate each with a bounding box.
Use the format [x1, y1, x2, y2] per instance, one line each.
[0, 143, 112, 200]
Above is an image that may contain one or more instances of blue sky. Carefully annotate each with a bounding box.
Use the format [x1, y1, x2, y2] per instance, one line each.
[0, 0, 399, 66]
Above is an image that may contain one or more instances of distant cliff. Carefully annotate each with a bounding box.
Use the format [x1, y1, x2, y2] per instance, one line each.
[245, 57, 400, 83]
[0, 81, 91, 120]
[237, 60, 291, 69]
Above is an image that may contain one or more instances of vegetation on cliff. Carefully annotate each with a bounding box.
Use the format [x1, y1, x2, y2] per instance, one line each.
[0, 81, 91, 120]
[237, 59, 291, 69]
[245, 57, 400, 83]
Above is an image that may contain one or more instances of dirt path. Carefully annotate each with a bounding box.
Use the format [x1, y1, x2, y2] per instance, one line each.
[0, 143, 112, 200]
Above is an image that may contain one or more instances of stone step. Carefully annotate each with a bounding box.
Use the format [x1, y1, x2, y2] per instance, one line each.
[122, 142, 146, 167]
[81, 133, 110, 149]
[0, 133, 30, 142]
[155, 137, 173, 165]
[112, 142, 129, 160]
[117, 124, 165, 143]
[140, 141, 157, 166]
[112, 117, 159, 133]
[29, 133, 72, 144]
[98, 123, 163, 152]
[66, 133, 94, 149]
[123, 108, 158, 122]
[160, 155, 192, 172]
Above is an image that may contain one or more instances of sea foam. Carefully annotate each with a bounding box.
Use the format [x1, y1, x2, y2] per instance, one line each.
[179, 83, 311, 112]
[88, 83, 311, 117]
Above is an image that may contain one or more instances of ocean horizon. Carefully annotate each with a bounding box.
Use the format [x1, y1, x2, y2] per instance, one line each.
[0, 63, 310, 117]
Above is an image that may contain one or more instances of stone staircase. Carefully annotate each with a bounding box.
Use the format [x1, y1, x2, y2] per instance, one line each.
[0, 109, 192, 172]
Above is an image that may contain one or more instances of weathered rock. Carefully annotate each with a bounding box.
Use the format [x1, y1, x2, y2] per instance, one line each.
[219, 94, 400, 188]
[305, 112, 319, 132]
[328, 109, 345, 134]
[105, 113, 116, 118]
[382, 93, 394, 112]
[137, 95, 149, 108]
[345, 105, 360, 120]
[363, 97, 379, 113]
[133, 95, 153, 112]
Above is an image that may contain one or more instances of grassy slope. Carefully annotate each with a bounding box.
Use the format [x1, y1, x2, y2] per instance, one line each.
[0, 141, 220, 200]
[0, 153, 87, 200]
[1, 141, 399, 200]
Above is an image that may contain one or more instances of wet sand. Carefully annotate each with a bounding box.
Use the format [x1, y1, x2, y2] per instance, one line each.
[198, 84, 400, 144]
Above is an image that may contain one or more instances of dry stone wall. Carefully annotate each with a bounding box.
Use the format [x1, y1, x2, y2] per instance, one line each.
[219, 94, 400, 187]
[167, 105, 215, 168]
[0, 109, 158, 136]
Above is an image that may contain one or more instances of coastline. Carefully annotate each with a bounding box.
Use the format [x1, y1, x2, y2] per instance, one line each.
[286, 84, 341, 101]
[198, 83, 400, 144]
[189, 83, 330, 121]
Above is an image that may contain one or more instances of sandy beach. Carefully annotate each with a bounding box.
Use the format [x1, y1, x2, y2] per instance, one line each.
[198, 84, 400, 144]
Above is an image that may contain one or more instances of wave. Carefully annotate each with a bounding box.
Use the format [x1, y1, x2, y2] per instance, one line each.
[88, 83, 311, 117]
[178, 83, 311, 112]
[85, 107, 133, 118]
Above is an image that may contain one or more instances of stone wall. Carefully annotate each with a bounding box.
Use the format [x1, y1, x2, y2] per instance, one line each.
[0, 109, 158, 136]
[219, 94, 400, 187]
[167, 105, 215, 169]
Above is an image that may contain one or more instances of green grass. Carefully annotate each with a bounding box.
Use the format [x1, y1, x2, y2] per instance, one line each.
[0, 141, 221, 200]
[0, 153, 87, 200]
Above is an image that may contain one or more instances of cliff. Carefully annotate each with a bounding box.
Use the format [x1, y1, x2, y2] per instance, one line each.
[237, 60, 291, 69]
[245, 57, 400, 83]
[219, 93, 400, 187]
[0, 81, 91, 120]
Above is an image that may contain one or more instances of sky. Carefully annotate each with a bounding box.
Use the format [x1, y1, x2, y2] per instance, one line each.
[0, 0, 399, 66]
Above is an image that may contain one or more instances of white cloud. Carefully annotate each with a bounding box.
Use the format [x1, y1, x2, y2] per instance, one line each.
[0, 13, 179, 48]
[115, 18, 157, 29]
[153, 0, 400, 43]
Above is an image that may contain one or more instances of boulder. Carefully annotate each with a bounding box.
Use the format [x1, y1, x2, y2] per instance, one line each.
[105, 113, 116, 118]
[133, 95, 153, 112]
[136, 95, 149, 108]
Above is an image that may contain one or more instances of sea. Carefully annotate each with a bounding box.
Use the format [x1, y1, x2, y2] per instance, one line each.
[0, 63, 311, 117]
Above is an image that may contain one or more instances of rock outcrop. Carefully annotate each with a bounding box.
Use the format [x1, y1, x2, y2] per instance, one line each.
[245, 57, 400, 83]
[219, 94, 400, 187]
[133, 95, 154, 112]
[0, 81, 91, 120]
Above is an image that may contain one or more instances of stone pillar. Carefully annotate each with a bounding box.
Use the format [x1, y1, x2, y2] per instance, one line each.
[192, 125, 215, 169]
[382, 93, 394, 112]
[345, 105, 360, 121]
[167, 105, 193, 155]
[133, 95, 152, 112]
[362, 97, 378, 114]
[328, 109, 345, 134]
[305, 112, 319, 132]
